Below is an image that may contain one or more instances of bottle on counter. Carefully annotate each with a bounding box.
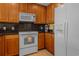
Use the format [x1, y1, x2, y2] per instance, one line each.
[45, 25, 49, 32]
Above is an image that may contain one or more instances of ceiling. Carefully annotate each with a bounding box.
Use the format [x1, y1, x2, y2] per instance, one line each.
[37, 3, 50, 6]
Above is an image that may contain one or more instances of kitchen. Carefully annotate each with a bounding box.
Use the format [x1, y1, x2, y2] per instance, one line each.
[1, 3, 79, 56]
[0, 3, 55, 56]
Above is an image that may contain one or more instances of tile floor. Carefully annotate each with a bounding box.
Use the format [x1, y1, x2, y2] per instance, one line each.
[28, 49, 53, 56]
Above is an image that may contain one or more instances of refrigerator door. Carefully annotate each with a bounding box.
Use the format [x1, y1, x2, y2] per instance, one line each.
[54, 4, 68, 56]
[67, 4, 79, 56]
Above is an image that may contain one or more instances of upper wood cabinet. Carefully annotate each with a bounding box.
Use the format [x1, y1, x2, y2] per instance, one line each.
[19, 3, 46, 24]
[5, 35, 19, 56]
[45, 33, 54, 54]
[34, 4, 46, 24]
[0, 36, 4, 56]
[38, 33, 45, 49]
[0, 3, 46, 23]
[0, 3, 19, 23]
[0, 4, 8, 22]
[46, 4, 55, 24]
[27, 3, 36, 13]
[8, 4, 19, 23]
[19, 3, 28, 13]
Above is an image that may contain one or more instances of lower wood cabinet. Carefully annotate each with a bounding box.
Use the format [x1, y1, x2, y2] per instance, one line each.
[0, 36, 4, 56]
[5, 35, 19, 56]
[45, 33, 54, 54]
[0, 33, 54, 56]
[38, 33, 45, 49]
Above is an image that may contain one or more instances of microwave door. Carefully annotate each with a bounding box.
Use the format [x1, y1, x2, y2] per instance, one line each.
[20, 13, 35, 22]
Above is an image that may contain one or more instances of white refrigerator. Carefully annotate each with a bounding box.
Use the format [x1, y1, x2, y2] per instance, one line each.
[54, 3, 79, 56]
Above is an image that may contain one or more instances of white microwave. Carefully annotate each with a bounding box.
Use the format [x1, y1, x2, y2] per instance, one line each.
[19, 13, 36, 22]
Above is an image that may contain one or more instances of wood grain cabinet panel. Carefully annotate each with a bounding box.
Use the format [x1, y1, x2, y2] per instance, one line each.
[45, 33, 54, 54]
[27, 3, 46, 24]
[5, 35, 19, 56]
[33, 4, 46, 24]
[46, 4, 55, 24]
[36, 5, 46, 24]
[8, 4, 19, 23]
[19, 3, 28, 13]
[38, 33, 45, 49]
[0, 36, 4, 56]
[0, 3, 19, 23]
[27, 3, 36, 13]
[0, 4, 8, 22]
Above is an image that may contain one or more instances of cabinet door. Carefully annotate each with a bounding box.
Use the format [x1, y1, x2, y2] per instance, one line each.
[0, 36, 4, 56]
[36, 6, 46, 24]
[27, 4, 46, 24]
[27, 3, 36, 13]
[45, 33, 54, 54]
[0, 4, 8, 22]
[38, 33, 45, 49]
[8, 4, 19, 23]
[5, 35, 19, 56]
[46, 4, 54, 24]
[34, 5, 46, 24]
[19, 3, 28, 13]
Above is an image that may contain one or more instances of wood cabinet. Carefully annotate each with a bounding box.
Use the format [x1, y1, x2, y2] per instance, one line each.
[0, 3, 19, 23]
[0, 3, 46, 23]
[27, 3, 36, 13]
[0, 4, 8, 22]
[34, 4, 46, 24]
[0, 36, 4, 56]
[8, 4, 19, 23]
[46, 4, 55, 24]
[38, 33, 45, 49]
[27, 3, 46, 24]
[19, 3, 28, 13]
[45, 33, 54, 54]
[5, 35, 19, 56]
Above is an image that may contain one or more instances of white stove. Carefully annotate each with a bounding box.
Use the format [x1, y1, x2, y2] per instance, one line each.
[19, 32, 38, 56]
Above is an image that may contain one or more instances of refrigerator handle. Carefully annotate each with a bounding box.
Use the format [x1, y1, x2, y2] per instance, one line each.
[64, 20, 68, 56]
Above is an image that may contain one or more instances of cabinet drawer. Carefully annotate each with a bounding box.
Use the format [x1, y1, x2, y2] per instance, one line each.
[5, 35, 19, 39]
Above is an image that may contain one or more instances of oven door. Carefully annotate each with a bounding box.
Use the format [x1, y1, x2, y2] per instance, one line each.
[19, 34, 38, 48]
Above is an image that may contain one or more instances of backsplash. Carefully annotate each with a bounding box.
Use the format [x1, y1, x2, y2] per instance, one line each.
[19, 22, 34, 31]
[0, 22, 45, 32]
[19, 22, 45, 32]
[0, 22, 55, 33]
[33, 24, 45, 32]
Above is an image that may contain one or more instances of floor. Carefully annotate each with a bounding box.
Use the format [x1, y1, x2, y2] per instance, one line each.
[28, 49, 53, 56]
